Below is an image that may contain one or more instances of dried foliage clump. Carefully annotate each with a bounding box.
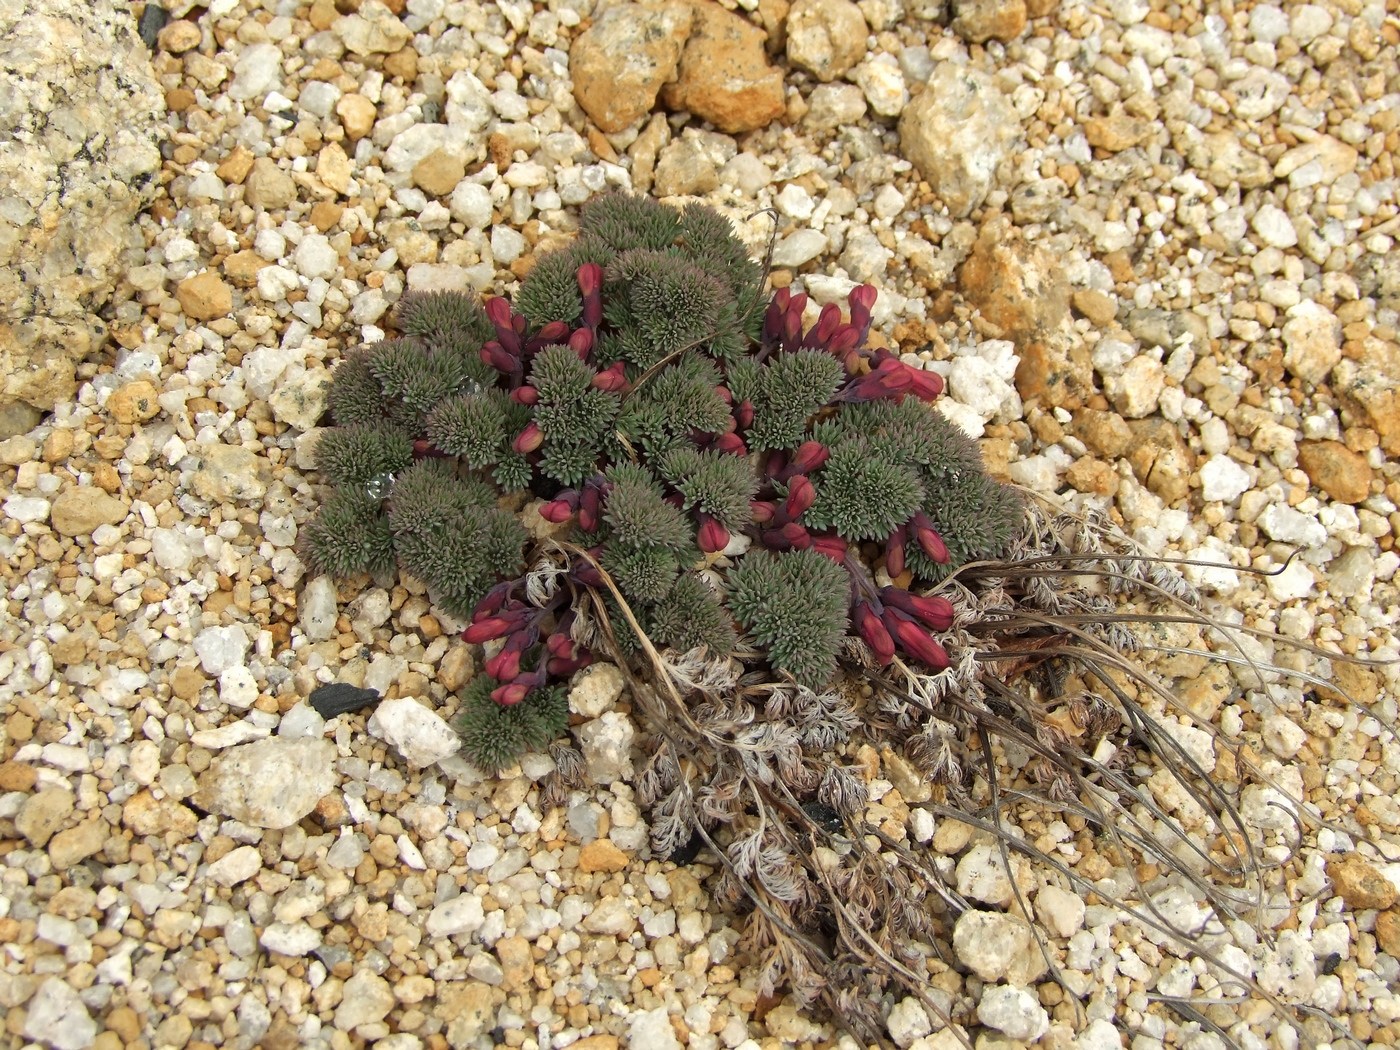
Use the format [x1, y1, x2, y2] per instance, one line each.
[304, 193, 1384, 1047]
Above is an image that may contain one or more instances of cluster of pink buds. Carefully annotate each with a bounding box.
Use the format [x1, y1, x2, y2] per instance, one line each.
[462, 584, 592, 705]
[852, 586, 954, 671]
[884, 511, 951, 577]
[478, 263, 609, 386]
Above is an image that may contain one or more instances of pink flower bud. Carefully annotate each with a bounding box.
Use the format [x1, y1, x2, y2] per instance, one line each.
[462, 614, 522, 645]
[512, 421, 544, 454]
[485, 648, 522, 682]
[885, 525, 907, 578]
[697, 515, 729, 554]
[750, 500, 776, 524]
[568, 327, 594, 358]
[912, 514, 949, 563]
[713, 433, 747, 457]
[789, 440, 830, 474]
[888, 615, 950, 671]
[880, 587, 954, 631]
[811, 534, 849, 563]
[540, 493, 578, 523]
[735, 399, 755, 430]
[906, 368, 944, 401]
[784, 475, 816, 519]
[855, 602, 896, 665]
[484, 296, 513, 329]
[491, 682, 530, 706]
[591, 362, 628, 392]
[511, 385, 540, 405]
[578, 486, 601, 533]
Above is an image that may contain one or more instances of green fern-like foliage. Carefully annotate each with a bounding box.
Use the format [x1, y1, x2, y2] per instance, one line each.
[456, 676, 569, 773]
[742, 351, 846, 452]
[804, 442, 925, 541]
[649, 573, 737, 655]
[386, 460, 526, 617]
[729, 549, 850, 688]
[313, 424, 414, 490]
[299, 490, 395, 578]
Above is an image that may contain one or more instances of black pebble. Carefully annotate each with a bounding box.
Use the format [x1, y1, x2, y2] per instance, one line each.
[801, 801, 843, 834]
[667, 831, 706, 866]
[309, 682, 382, 719]
[138, 4, 169, 49]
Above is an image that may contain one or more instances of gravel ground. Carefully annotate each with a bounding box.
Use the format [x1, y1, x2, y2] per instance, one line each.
[2, 0, 1399, 1048]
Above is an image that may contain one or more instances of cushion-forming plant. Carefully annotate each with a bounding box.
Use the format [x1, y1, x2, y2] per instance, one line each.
[303, 193, 1024, 768]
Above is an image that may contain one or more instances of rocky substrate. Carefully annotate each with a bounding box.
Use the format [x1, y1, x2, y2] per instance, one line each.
[1, 0, 1399, 1048]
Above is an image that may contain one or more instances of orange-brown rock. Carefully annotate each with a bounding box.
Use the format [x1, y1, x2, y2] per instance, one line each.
[1126, 417, 1195, 503]
[959, 218, 1093, 409]
[1298, 440, 1373, 504]
[1327, 854, 1396, 911]
[571, 2, 694, 133]
[661, 1, 785, 134]
[579, 839, 630, 874]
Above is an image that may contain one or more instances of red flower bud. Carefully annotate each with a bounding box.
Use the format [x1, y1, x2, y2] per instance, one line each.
[540, 493, 578, 523]
[512, 422, 544, 454]
[533, 321, 569, 347]
[763, 522, 810, 550]
[571, 559, 604, 587]
[481, 343, 520, 373]
[906, 367, 944, 402]
[912, 515, 949, 564]
[484, 296, 513, 329]
[470, 583, 513, 621]
[764, 287, 792, 343]
[854, 602, 896, 665]
[784, 475, 816, 519]
[485, 647, 522, 682]
[715, 384, 733, 405]
[578, 486, 601, 533]
[880, 587, 954, 631]
[712, 433, 747, 457]
[750, 500, 776, 524]
[491, 682, 530, 706]
[811, 534, 849, 563]
[568, 327, 594, 358]
[884, 610, 951, 670]
[546, 632, 575, 658]
[804, 303, 843, 349]
[463, 614, 522, 645]
[592, 361, 628, 393]
[547, 653, 592, 676]
[789, 440, 829, 474]
[577, 261, 602, 297]
[735, 399, 755, 430]
[697, 515, 729, 554]
[885, 525, 907, 578]
[511, 385, 540, 405]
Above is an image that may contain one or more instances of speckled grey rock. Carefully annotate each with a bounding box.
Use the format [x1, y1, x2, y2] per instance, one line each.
[0, 0, 164, 415]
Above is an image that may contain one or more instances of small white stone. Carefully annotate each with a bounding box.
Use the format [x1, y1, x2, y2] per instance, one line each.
[1199, 454, 1251, 503]
[577, 710, 635, 784]
[208, 844, 262, 886]
[294, 233, 339, 280]
[1256, 503, 1328, 548]
[4, 495, 50, 523]
[1265, 557, 1314, 602]
[193, 625, 251, 676]
[771, 229, 828, 268]
[775, 183, 815, 221]
[490, 225, 526, 264]
[569, 663, 626, 718]
[628, 1007, 681, 1050]
[1251, 204, 1298, 248]
[23, 978, 96, 1050]
[367, 697, 461, 768]
[1262, 715, 1308, 759]
[426, 893, 485, 937]
[257, 264, 300, 301]
[190, 721, 271, 749]
[1035, 884, 1086, 939]
[886, 997, 932, 1048]
[300, 576, 340, 641]
[260, 922, 322, 955]
[977, 985, 1049, 1042]
[853, 54, 908, 117]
